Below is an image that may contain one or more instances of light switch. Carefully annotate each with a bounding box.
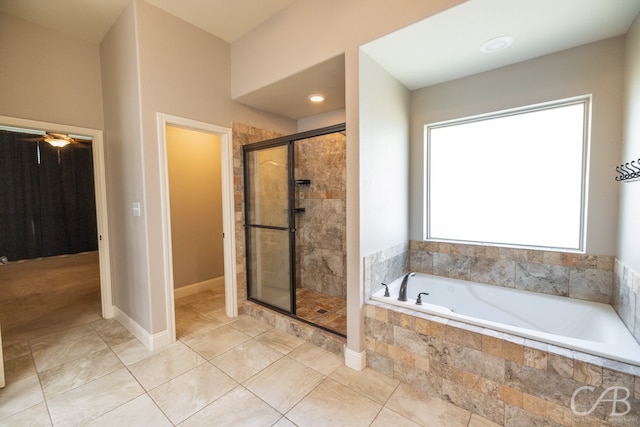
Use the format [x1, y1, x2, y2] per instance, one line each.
[132, 202, 141, 217]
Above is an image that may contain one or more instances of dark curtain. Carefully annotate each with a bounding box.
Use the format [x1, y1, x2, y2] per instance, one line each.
[0, 130, 98, 261]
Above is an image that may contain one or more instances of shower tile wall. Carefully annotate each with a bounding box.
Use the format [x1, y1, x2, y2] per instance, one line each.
[294, 132, 346, 299]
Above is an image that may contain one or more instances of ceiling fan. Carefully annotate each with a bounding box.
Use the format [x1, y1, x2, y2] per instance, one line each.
[33, 132, 92, 148]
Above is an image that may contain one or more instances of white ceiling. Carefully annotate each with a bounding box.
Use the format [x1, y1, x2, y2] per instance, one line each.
[362, 0, 640, 90]
[2, 0, 640, 120]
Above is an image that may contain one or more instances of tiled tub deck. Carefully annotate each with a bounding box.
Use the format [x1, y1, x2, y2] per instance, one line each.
[365, 300, 640, 426]
[363, 241, 640, 426]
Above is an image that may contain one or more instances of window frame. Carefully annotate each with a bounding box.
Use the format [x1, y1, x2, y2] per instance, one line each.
[424, 95, 591, 252]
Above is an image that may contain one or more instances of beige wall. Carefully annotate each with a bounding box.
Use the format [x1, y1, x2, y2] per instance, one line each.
[0, 13, 104, 130]
[99, 0, 296, 335]
[410, 37, 625, 256]
[167, 126, 223, 288]
[359, 52, 410, 255]
[135, 0, 296, 333]
[619, 15, 640, 272]
[100, 2, 151, 330]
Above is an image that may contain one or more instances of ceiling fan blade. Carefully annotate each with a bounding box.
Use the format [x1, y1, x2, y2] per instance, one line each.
[47, 132, 70, 139]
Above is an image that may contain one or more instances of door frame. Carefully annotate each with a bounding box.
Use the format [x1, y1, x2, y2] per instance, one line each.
[157, 113, 237, 343]
[0, 115, 114, 318]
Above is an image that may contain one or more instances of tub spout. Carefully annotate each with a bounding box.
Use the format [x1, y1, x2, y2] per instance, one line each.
[398, 272, 415, 302]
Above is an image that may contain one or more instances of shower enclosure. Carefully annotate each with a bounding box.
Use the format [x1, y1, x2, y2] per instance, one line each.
[243, 124, 346, 336]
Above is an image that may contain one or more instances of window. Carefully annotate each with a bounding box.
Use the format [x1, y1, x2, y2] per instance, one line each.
[425, 96, 590, 251]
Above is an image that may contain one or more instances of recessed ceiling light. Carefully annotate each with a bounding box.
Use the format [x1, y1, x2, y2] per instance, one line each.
[309, 94, 324, 103]
[480, 36, 514, 53]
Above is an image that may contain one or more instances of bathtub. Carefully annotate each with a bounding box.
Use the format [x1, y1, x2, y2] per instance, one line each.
[371, 272, 640, 366]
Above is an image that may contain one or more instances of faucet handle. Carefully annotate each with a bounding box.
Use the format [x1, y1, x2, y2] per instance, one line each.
[416, 292, 429, 305]
[380, 283, 390, 297]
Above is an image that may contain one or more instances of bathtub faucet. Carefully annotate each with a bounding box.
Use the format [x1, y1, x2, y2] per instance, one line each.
[398, 272, 415, 302]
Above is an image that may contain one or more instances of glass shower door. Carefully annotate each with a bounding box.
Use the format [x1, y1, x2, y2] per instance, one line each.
[245, 144, 293, 312]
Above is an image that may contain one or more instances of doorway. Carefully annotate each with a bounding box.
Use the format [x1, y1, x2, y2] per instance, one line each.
[157, 114, 236, 343]
[166, 126, 224, 337]
[244, 124, 347, 336]
[0, 116, 113, 338]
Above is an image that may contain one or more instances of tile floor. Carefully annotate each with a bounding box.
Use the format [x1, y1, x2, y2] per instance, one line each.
[295, 288, 346, 336]
[1, 287, 500, 426]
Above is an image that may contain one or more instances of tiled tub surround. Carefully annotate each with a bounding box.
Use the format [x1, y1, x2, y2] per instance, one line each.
[365, 241, 618, 335]
[406, 241, 615, 304]
[372, 272, 640, 365]
[364, 302, 640, 426]
[364, 241, 640, 426]
[614, 259, 640, 345]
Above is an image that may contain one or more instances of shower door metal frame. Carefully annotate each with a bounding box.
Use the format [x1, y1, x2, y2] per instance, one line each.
[244, 138, 297, 314]
[243, 123, 346, 323]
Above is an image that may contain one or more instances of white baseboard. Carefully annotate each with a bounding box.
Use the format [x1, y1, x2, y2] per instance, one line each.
[174, 276, 224, 299]
[113, 307, 169, 351]
[344, 347, 367, 371]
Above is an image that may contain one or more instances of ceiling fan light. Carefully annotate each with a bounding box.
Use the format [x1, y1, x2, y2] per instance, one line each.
[45, 138, 70, 148]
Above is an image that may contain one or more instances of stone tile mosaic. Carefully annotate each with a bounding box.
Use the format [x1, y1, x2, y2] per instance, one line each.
[433, 252, 471, 280]
[515, 262, 570, 296]
[363, 296, 640, 427]
[470, 258, 516, 288]
[364, 241, 409, 299]
[615, 259, 640, 346]
[569, 268, 613, 303]
[444, 379, 504, 425]
[407, 240, 616, 308]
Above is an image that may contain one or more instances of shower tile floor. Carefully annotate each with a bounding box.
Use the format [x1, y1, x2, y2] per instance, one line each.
[295, 288, 346, 336]
[1, 286, 500, 426]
